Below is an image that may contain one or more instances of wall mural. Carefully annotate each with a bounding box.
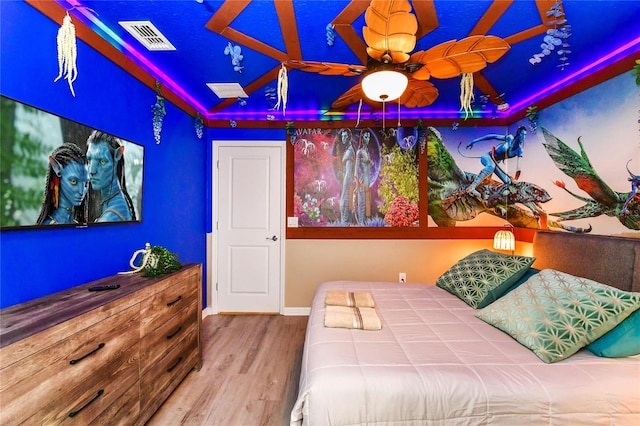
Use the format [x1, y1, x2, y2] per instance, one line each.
[293, 72, 639, 237]
[293, 127, 419, 227]
[0, 96, 144, 229]
[432, 71, 639, 237]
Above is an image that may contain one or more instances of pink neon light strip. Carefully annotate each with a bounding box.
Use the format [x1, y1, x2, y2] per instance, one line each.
[509, 35, 640, 112]
[62, 0, 208, 115]
[59, 1, 640, 122]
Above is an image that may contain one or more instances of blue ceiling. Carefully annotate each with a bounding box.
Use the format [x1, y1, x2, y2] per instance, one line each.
[50, 0, 640, 122]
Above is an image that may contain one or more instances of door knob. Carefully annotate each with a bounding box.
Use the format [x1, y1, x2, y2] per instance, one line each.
[266, 235, 278, 241]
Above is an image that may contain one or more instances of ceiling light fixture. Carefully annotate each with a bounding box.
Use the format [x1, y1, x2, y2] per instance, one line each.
[361, 69, 408, 103]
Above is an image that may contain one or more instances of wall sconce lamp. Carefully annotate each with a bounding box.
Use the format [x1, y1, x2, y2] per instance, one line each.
[493, 224, 515, 255]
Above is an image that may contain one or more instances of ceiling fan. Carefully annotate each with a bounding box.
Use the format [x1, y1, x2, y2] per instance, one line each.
[285, 0, 511, 112]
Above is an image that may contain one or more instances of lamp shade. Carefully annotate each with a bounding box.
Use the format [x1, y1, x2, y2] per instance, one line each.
[493, 229, 515, 252]
[361, 70, 408, 102]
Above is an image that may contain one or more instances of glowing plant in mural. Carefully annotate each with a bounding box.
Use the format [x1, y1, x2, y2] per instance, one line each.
[297, 193, 327, 226]
[377, 144, 418, 216]
[384, 196, 419, 227]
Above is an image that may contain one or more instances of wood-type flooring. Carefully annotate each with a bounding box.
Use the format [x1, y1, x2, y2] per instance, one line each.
[147, 314, 308, 426]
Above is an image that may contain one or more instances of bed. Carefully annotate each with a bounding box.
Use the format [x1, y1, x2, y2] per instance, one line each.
[290, 231, 640, 425]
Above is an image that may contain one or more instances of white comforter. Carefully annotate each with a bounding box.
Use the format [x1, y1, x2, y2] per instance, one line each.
[291, 281, 640, 426]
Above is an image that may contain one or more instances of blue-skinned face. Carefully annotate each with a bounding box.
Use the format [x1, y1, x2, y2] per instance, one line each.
[59, 161, 88, 207]
[86, 142, 115, 191]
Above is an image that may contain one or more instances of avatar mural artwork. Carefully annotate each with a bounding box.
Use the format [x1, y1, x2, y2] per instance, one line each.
[0, 96, 144, 229]
[427, 72, 639, 237]
[292, 126, 420, 227]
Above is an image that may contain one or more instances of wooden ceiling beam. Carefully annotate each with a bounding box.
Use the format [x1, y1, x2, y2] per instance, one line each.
[332, 0, 370, 65]
[275, 0, 302, 59]
[413, 0, 438, 39]
[469, 0, 514, 35]
[505, 24, 548, 45]
[205, 0, 251, 32]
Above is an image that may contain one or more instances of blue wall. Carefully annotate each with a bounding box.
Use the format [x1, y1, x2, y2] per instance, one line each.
[0, 2, 209, 308]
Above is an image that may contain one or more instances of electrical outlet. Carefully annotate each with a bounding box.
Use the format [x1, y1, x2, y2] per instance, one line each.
[399, 272, 406, 283]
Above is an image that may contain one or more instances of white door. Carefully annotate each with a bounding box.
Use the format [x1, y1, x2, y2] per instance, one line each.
[215, 143, 283, 313]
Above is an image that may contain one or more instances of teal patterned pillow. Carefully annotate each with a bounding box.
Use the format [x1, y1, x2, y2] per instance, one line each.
[436, 249, 535, 308]
[476, 269, 640, 363]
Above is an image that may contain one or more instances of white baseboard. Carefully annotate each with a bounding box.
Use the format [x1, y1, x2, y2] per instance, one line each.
[283, 307, 310, 316]
[202, 306, 309, 316]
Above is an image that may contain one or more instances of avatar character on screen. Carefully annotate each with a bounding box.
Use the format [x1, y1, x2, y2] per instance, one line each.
[85, 130, 136, 222]
[36, 143, 88, 225]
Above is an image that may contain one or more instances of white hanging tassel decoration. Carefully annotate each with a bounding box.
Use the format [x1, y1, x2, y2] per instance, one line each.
[460, 72, 475, 120]
[54, 12, 78, 96]
[275, 63, 288, 116]
[356, 99, 363, 127]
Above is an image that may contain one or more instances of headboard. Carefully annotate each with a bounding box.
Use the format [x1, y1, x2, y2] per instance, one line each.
[532, 230, 640, 292]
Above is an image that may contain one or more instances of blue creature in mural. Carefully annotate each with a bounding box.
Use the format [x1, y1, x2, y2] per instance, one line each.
[36, 143, 87, 225]
[542, 128, 640, 230]
[426, 126, 552, 230]
[464, 125, 527, 198]
[85, 131, 136, 222]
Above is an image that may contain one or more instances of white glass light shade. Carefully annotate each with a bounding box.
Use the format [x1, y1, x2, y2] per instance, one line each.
[361, 70, 408, 102]
[493, 229, 515, 252]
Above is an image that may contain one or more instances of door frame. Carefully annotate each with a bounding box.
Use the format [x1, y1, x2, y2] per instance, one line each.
[210, 140, 286, 314]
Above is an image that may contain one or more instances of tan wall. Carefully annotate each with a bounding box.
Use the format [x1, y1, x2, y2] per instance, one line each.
[284, 238, 534, 308]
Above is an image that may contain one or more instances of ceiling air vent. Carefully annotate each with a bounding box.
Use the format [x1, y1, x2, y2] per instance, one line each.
[119, 21, 176, 51]
[207, 83, 249, 99]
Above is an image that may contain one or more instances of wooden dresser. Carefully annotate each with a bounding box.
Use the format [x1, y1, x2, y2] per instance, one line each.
[0, 263, 202, 425]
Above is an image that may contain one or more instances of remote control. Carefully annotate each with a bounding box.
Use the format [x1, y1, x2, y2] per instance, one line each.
[88, 284, 120, 292]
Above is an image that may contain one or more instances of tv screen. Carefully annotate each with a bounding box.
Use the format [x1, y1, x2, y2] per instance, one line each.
[0, 95, 144, 229]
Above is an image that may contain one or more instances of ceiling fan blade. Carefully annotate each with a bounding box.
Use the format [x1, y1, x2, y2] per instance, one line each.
[409, 35, 510, 79]
[399, 79, 439, 108]
[285, 60, 367, 76]
[363, 0, 417, 63]
[330, 83, 365, 111]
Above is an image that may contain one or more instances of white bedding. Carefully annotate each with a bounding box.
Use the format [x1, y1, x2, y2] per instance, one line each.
[291, 281, 640, 426]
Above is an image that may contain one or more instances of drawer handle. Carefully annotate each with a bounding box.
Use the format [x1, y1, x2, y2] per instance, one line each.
[68, 389, 104, 418]
[166, 295, 183, 307]
[70, 343, 105, 365]
[167, 356, 183, 373]
[166, 326, 183, 340]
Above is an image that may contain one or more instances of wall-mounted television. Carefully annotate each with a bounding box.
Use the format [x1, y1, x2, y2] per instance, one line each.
[0, 95, 144, 229]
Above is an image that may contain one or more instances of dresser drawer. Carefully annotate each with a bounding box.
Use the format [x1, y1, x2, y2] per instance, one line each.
[0, 305, 140, 425]
[139, 327, 198, 419]
[88, 380, 140, 426]
[140, 276, 197, 336]
[140, 300, 197, 375]
[39, 344, 139, 425]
